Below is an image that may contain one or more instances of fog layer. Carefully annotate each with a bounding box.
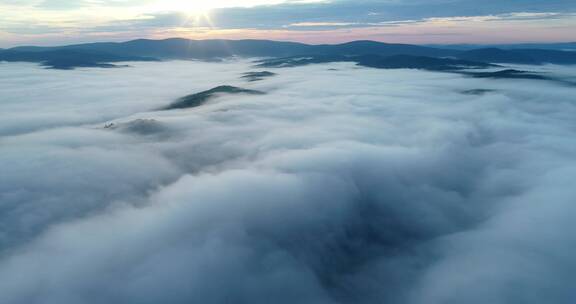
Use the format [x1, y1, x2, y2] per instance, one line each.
[1, 61, 576, 304]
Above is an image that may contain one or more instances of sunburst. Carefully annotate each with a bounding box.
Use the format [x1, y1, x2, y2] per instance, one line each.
[144, 2, 215, 28]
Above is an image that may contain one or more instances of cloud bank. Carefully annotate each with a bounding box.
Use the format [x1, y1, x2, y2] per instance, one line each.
[1, 61, 576, 303]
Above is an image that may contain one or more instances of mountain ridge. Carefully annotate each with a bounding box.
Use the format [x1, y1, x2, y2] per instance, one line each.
[3, 38, 576, 69]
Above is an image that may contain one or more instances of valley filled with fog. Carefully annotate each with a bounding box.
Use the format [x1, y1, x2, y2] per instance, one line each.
[1, 60, 576, 304]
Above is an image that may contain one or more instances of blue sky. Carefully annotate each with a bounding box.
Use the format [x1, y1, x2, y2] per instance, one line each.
[0, 0, 575, 47]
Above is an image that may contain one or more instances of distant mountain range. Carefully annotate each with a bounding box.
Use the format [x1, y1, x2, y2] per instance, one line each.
[1, 38, 576, 69]
[256, 55, 572, 83]
[426, 42, 576, 51]
[257, 54, 497, 71]
[0, 48, 157, 69]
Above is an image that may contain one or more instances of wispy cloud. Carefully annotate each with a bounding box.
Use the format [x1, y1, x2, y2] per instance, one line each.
[0, 0, 575, 46]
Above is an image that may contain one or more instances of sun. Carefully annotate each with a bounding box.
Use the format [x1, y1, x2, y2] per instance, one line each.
[145, 2, 214, 16]
[142, 1, 291, 28]
[172, 3, 213, 15]
[144, 1, 288, 14]
[143, 2, 215, 28]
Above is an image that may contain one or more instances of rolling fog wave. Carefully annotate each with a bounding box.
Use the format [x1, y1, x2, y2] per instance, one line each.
[1, 61, 576, 304]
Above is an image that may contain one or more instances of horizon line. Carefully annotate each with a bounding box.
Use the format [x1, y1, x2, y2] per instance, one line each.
[4, 37, 576, 49]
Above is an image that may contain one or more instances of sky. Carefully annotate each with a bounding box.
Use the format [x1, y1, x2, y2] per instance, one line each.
[0, 0, 575, 48]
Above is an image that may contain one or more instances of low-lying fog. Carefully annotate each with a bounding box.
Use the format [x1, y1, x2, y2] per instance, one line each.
[1, 60, 576, 304]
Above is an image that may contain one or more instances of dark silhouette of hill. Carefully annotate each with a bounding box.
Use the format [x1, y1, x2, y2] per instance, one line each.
[456, 48, 538, 64]
[10, 39, 457, 58]
[307, 40, 458, 57]
[427, 42, 576, 51]
[509, 49, 576, 64]
[0, 49, 156, 69]
[459, 69, 549, 80]
[257, 54, 575, 85]
[162, 86, 265, 110]
[456, 48, 576, 64]
[10, 39, 312, 59]
[3, 38, 576, 69]
[257, 54, 496, 71]
[241, 71, 277, 82]
[355, 54, 495, 70]
[461, 89, 497, 95]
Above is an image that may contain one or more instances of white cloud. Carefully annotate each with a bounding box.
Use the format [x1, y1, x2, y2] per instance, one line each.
[1, 61, 576, 303]
[1, 0, 575, 46]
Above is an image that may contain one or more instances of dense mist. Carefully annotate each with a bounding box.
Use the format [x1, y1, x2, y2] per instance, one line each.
[1, 60, 576, 304]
